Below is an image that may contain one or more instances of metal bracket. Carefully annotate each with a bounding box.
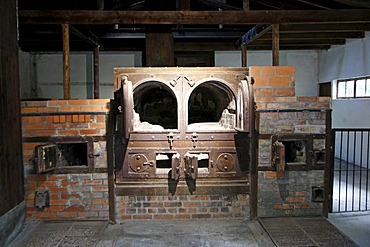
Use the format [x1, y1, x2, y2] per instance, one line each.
[35, 190, 50, 210]
[191, 132, 198, 148]
[171, 153, 181, 180]
[170, 76, 181, 87]
[184, 76, 195, 87]
[185, 153, 198, 180]
[167, 132, 174, 149]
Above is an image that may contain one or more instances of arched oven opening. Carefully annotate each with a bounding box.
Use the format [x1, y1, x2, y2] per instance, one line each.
[133, 81, 178, 130]
[188, 81, 236, 130]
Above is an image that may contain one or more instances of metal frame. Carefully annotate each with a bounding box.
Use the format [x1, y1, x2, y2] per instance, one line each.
[331, 128, 370, 213]
[113, 67, 252, 196]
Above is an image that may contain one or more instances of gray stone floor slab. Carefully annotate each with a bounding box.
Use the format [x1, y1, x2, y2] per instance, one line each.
[107, 219, 266, 247]
[329, 212, 370, 247]
[8, 215, 370, 247]
[8, 221, 107, 247]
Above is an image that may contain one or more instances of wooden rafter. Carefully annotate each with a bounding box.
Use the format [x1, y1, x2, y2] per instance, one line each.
[333, 0, 370, 8]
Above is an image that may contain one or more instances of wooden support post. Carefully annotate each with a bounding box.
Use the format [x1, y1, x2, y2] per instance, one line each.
[181, 0, 190, 10]
[93, 46, 100, 99]
[62, 23, 71, 99]
[241, 45, 247, 67]
[243, 0, 250, 10]
[272, 24, 280, 66]
[97, 0, 104, 10]
[146, 26, 174, 66]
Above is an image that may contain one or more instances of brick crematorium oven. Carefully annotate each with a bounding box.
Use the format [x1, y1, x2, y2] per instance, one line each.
[21, 66, 330, 222]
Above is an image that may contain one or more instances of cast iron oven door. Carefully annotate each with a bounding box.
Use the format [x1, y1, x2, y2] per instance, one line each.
[35, 137, 94, 173]
[113, 67, 252, 195]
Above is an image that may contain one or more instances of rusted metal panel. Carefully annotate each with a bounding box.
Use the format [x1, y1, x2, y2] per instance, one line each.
[113, 67, 251, 195]
[115, 178, 250, 196]
[107, 100, 116, 223]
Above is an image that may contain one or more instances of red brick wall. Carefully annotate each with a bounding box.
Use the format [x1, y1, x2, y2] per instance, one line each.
[26, 173, 108, 220]
[116, 195, 249, 221]
[22, 99, 110, 221]
[250, 66, 296, 100]
[21, 99, 109, 138]
[250, 66, 331, 217]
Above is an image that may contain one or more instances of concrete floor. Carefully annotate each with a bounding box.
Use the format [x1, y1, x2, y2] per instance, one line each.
[329, 212, 370, 247]
[8, 215, 369, 247]
[9, 219, 274, 247]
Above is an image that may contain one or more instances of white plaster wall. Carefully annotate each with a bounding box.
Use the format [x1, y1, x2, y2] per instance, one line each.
[318, 32, 370, 129]
[18, 51, 32, 99]
[318, 32, 370, 83]
[19, 52, 141, 100]
[99, 53, 137, 99]
[318, 32, 370, 166]
[215, 50, 319, 96]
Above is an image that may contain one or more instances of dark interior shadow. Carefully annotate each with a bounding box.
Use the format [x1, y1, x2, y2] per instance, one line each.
[168, 170, 179, 195]
[234, 132, 250, 172]
[185, 174, 196, 195]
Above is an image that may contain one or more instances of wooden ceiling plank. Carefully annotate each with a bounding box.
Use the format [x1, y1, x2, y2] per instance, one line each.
[332, 0, 370, 8]
[295, 0, 332, 10]
[197, 0, 241, 10]
[261, 32, 365, 40]
[174, 42, 236, 51]
[246, 45, 331, 50]
[69, 25, 100, 46]
[19, 10, 370, 25]
[236, 24, 272, 47]
[280, 23, 370, 32]
[252, 39, 346, 46]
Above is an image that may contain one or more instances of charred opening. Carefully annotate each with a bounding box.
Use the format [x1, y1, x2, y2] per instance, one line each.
[282, 140, 307, 164]
[156, 153, 174, 169]
[133, 81, 177, 130]
[57, 143, 88, 166]
[188, 81, 235, 130]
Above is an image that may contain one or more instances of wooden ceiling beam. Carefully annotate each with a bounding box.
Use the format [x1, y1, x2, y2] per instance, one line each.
[19, 9, 370, 25]
[280, 23, 370, 32]
[251, 39, 346, 46]
[246, 45, 331, 50]
[174, 42, 236, 51]
[260, 32, 365, 40]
